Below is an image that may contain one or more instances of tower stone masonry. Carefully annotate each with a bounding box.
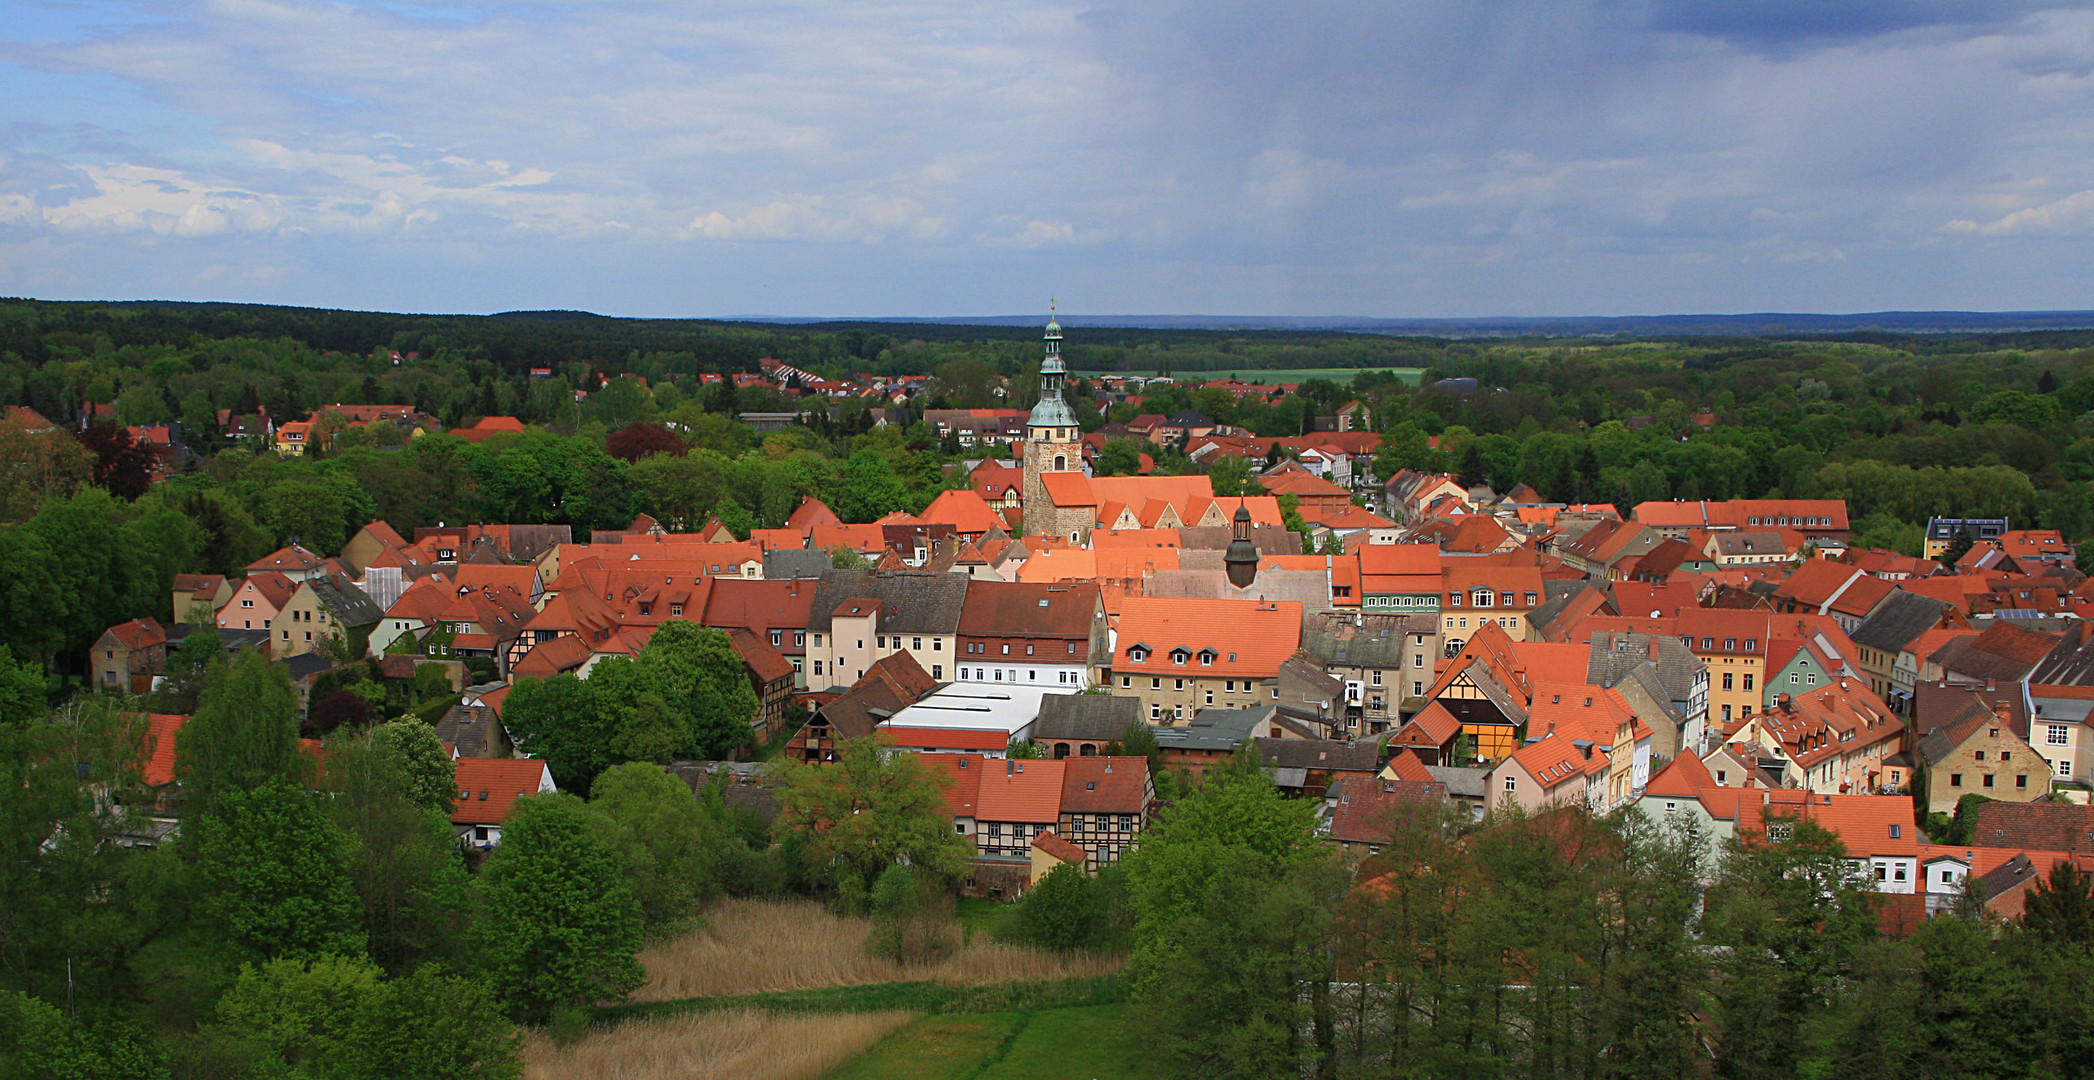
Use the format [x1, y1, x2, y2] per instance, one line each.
[1021, 314, 1082, 539]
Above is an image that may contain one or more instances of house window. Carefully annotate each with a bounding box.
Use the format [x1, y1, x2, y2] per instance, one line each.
[2049, 724, 2070, 746]
[1743, 674, 1754, 692]
[1984, 775, 1995, 788]
[1151, 677, 1161, 690]
[1504, 776, 1516, 793]
[1790, 672, 1799, 685]
[1412, 681, 1423, 696]
[1174, 679, 1184, 691]
[1989, 728, 2000, 739]
[770, 630, 783, 646]
[1716, 770, 1727, 784]
[1722, 673, 1733, 691]
[1150, 704, 1161, 720]
[915, 637, 924, 650]
[1951, 773, 1963, 787]
[1976, 750, 1986, 762]
[1205, 690, 1214, 705]
[1122, 675, 1132, 688]
[1371, 670, 1382, 686]
[2017, 774, 2028, 789]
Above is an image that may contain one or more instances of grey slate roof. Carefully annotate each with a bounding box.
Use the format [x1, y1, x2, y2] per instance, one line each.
[1426, 765, 1490, 799]
[434, 703, 511, 759]
[279, 653, 335, 681]
[1849, 589, 1953, 653]
[1034, 693, 1143, 741]
[1253, 736, 1379, 773]
[764, 548, 833, 580]
[1298, 612, 1433, 668]
[1586, 631, 1703, 708]
[1176, 526, 1302, 555]
[2029, 623, 2094, 688]
[1146, 565, 1333, 610]
[311, 576, 386, 627]
[805, 570, 971, 634]
[1153, 705, 1273, 753]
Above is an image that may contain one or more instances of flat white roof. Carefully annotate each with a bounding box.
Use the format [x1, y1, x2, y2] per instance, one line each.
[878, 683, 1058, 735]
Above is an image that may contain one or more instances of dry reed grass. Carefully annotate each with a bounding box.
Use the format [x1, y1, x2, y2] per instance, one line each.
[522, 1009, 913, 1080]
[632, 897, 1124, 1002]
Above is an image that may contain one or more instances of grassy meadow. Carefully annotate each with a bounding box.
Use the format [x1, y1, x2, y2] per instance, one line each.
[523, 898, 1140, 1080]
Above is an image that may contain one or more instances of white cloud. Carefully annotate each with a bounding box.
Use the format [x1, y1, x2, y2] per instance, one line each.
[3, 1, 2094, 313]
[1948, 188, 2094, 235]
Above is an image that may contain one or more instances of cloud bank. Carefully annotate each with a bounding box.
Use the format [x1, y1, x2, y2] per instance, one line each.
[2, 0, 2093, 316]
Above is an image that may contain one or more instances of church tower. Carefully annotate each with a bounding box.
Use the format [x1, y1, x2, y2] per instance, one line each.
[1021, 312, 1080, 540]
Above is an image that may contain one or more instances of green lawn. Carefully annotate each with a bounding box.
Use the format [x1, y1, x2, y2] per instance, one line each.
[955, 897, 1007, 944]
[978, 1004, 1149, 1080]
[824, 1004, 1150, 1080]
[823, 1013, 1021, 1080]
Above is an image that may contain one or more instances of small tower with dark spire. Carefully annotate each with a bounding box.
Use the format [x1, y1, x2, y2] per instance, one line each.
[1224, 504, 1260, 589]
[1021, 307, 1081, 539]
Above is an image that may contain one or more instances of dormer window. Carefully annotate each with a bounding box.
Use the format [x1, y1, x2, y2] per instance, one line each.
[1128, 645, 1150, 663]
[669, 604, 683, 617]
[1170, 648, 1191, 666]
[1473, 589, 1493, 607]
[1198, 648, 1217, 666]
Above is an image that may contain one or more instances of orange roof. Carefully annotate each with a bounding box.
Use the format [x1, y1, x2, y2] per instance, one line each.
[1114, 598, 1304, 677]
[917, 752, 985, 817]
[142, 713, 185, 786]
[1742, 791, 1917, 857]
[1040, 471, 1097, 507]
[787, 497, 843, 531]
[1642, 751, 1715, 797]
[810, 524, 886, 553]
[1396, 701, 1462, 746]
[1384, 749, 1435, 784]
[1508, 734, 1609, 792]
[976, 758, 1066, 823]
[449, 758, 554, 825]
[917, 489, 1006, 535]
[385, 575, 457, 622]
[1091, 528, 1181, 549]
[1032, 830, 1089, 865]
[879, 728, 1010, 752]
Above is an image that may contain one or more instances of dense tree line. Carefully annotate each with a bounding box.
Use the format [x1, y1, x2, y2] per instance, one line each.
[1089, 747, 2094, 1080]
[0, 645, 800, 1078]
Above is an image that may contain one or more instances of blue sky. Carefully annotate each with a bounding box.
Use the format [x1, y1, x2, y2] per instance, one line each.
[3, 0, 2094, 318]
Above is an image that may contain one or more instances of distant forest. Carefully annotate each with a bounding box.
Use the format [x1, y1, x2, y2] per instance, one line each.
[5, 295, 2094, 679]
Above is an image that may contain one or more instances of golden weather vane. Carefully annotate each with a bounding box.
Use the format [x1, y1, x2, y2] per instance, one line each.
[1049, 298, 1058, 313]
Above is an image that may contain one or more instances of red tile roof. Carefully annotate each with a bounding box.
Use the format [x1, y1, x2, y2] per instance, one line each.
[449, 758, 554, 826]
[878, 728, 1010, 752]
[1031, 830, 1089, 866]
[919, 752, 985, 817]
[975, 758, 1066, 823]
[1329, 776, 1447, 844]
[1970, 801, 2094, 852]
[1059, 756, 1149, 813]
[103, 617, 166, 651]
[142, 713, 185, 787]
